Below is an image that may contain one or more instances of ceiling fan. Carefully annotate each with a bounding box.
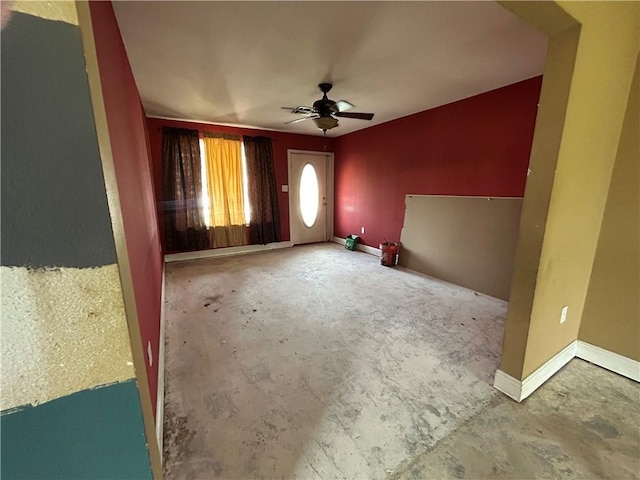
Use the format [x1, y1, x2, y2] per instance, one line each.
[282, 83, 375, 133]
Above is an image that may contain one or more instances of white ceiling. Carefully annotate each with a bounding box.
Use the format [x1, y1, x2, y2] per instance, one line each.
[113, 1, 547, 137]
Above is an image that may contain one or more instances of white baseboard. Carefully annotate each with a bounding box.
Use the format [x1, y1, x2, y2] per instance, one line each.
[494, 341, 577, 402]
[576, 340, 640, 382]
[164, 241, 293, 263]
[156, 265, 166, 461]
[493, 370, 523, 402]
[520, 341, 577, 400]
[359, 243, 382, 256]
[332, 236, 381, 256]
[494, 340, 639, 402]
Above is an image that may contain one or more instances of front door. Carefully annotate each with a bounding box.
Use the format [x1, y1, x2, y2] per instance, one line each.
[289, 151, 331, 245]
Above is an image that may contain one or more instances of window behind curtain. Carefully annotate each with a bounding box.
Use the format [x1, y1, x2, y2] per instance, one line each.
[199, 137, 251, 228]
[200, 134, 246, 247]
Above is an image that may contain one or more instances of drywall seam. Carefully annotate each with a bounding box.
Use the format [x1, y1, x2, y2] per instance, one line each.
[11, 1, 78, 25]
[164, 241, 293, 263]
[332, 237, 381, 256]
[576, 341, 640, 382]
[0, 264, 135, 411]
[156, 265, 166, 462]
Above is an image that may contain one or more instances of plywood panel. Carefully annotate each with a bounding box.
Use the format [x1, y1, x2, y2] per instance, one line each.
[399, 195, 522, 300]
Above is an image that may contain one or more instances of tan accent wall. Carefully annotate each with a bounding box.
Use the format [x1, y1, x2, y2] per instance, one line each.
[399, 196, 523, 301]
[11, 0, 78, 25]
[579, 55, 640, 361]
[499, 22, 580, 378]
[499, 1, 640, 379]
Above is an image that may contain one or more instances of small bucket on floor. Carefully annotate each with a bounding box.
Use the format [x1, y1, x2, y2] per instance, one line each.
[345, 234, 360, 251]
[380, 242, 400, 266]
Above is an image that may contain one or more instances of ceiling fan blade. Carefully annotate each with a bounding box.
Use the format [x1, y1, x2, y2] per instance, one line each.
[336, 100, 355, 112]
[282, 106, 316, 115]
[334, 111, 374, 120]
[285, 115, 318, 125]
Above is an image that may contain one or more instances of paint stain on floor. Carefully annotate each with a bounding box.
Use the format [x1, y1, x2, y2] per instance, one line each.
[163, 406, 196, 473]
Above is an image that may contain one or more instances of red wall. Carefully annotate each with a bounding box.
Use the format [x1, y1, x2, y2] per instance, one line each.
[90, 2, 163, 417]
[146, 117, 335, 250]
[334, 77, 543, 247]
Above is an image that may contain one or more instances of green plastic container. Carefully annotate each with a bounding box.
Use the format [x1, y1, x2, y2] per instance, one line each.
[345, 234, 360, 251]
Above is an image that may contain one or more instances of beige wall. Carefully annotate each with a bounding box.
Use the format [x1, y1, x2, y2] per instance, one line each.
[400, 196, 523, 301]
[499, 19, 580, 378]
[579, 54, 640, 361]
[499, 1, 640, 379]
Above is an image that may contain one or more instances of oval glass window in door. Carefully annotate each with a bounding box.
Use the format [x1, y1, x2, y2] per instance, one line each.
[300, 163, 319, 228]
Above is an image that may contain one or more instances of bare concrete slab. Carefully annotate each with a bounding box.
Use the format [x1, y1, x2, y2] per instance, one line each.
[162, 243, 639, 479]
[391, 359, 640, 480]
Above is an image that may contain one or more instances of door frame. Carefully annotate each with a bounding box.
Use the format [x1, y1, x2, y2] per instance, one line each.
[287, 149, 335, 243]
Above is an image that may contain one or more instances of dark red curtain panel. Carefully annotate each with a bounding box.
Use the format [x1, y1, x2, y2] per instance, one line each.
[243, 136, 281, 245]
[161, 127, 208, 252]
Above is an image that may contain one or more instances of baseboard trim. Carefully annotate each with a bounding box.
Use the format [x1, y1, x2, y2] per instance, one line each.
[520, 341, 577, 400]
[332, 236, 381, 256]
[164, 241, 293, 263]
[576, 341, 640, 382]
[493, 370, 523, 402]
[494, 341, 577, 402]
[156, 265, 166, 461]
[494, 340, 640, 402]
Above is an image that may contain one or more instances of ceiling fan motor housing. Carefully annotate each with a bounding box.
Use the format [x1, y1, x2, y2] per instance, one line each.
[313, 98, 338, 116]
[313, 83, 339, 116]
[318, 83, 333, 94]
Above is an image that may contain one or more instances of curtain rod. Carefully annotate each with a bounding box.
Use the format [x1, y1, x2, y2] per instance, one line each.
[157, 127, 278, 142]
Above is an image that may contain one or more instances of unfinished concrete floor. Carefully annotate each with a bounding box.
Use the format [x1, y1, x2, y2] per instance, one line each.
[163, 243, 639, 479]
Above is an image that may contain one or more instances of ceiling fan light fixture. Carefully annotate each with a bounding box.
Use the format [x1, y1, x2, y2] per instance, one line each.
[313, 116, 339, 131]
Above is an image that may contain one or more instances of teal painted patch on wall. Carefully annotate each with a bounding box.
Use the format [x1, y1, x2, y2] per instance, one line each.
[1, 379, 152, 480]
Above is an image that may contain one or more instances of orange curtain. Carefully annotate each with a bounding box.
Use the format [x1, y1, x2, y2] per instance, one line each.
[202, 136, 246, 247]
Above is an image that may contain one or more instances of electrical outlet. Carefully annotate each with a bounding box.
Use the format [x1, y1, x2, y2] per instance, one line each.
[560, 305, 568, 324]
[147, 341, 153, 367]
[361, 226, 365, 234]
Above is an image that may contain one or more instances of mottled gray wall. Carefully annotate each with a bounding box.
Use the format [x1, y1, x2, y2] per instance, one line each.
[1, 12, 116, 268]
